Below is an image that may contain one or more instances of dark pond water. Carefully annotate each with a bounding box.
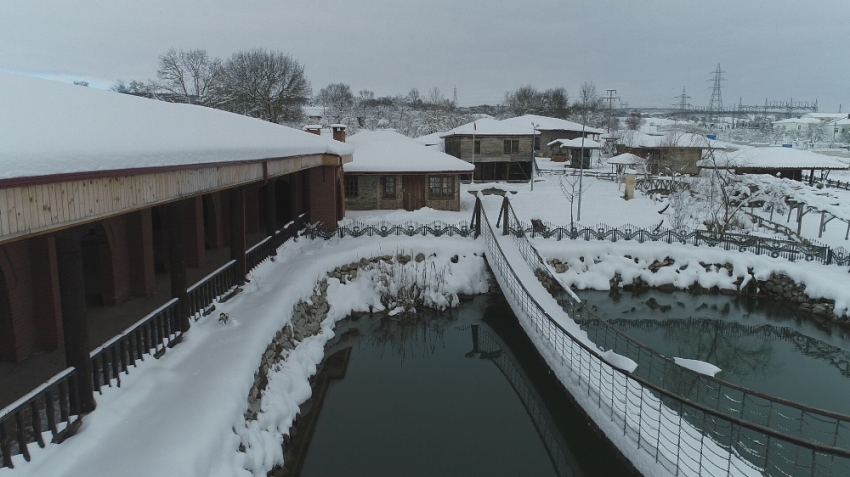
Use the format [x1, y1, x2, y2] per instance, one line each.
[284, 296, 635, 477]
[576, 289, 850, 416]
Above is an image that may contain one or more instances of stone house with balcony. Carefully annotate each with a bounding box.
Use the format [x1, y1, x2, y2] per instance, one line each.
[441, 118, 537, 182]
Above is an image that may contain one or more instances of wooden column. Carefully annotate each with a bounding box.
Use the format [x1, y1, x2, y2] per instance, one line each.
[127, 209, 156, 297]
[265, 180, 277, 238]
[55, 233, 96, 414]
[230, 188, 246, 283]
[166, 201, 190, 332]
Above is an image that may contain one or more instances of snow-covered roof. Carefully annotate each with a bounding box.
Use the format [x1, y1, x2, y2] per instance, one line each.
[773, 117, 822, 125]
[0, 72, 353, 181]
[548, 138, 602, 149]
[699, 147, 850, 170]
[828, 118, 850, 126]
[607, 153, 643, 165]
[304, 105, 326, 117]
[414, 132, 444, 146]
[344, 130, 473, 174]
[440, 118, 538, 137]
[618, 131, 714, 149]
[501, 114, 603, 134]
[802, 113, 847, 120]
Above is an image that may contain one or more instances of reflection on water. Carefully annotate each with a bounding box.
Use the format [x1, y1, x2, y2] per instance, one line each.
[577, 290, 850, 415]
[283, 296, 635, 477]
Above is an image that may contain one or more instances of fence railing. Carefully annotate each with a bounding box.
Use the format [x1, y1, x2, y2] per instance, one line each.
[1, 215, 312, 469]
[818, 178, 850, 191]
[89, 298, 181, 393]
[503, 197, 850, 451]
[480, 195, 850, 476]
[308, 220, 475, 240]
[0, 368, 81, 468]
[514, 217, 850, 267]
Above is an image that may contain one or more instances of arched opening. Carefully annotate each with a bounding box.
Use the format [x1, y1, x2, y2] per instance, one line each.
[151, 207, 167, 272]
[275, 177, 292, 227]
[0, 266, 14, 362]
[202, 194, 218, 250]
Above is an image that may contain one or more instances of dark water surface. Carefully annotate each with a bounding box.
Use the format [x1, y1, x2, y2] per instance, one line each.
[290, 296, 634, 477]
[576, 290, 850, 416]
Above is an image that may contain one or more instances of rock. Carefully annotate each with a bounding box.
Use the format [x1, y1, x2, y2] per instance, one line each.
[451, 255, 459, 264]
[554, 263, 568, 274]
[415, 253, 426, 263]
[397, 254, 411, 264]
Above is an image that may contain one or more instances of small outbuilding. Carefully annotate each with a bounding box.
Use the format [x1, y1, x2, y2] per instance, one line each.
[548, 138, 602, 168]
[607, 153, 644, 174]
[344, 130, 474, 211]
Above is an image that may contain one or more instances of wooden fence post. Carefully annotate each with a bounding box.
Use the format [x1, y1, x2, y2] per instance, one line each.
[502, 196, 510, 236]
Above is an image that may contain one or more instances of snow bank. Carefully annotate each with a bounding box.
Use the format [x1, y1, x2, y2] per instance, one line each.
[532, 240, 850, 317]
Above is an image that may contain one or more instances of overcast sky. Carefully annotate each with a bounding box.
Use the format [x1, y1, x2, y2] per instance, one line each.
[2, 0, 848, 111]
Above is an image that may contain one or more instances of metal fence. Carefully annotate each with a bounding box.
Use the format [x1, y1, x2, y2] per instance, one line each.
[513, 216, 850, 267]
[308, 220, 475, 240]
[482, 196, 850, 476]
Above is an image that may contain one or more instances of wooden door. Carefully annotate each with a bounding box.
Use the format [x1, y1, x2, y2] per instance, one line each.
[403, 176, 426, 211]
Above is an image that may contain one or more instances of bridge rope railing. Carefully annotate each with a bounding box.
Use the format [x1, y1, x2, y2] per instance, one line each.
[501, 195, 850, 450]
[482, 194, 850, 476]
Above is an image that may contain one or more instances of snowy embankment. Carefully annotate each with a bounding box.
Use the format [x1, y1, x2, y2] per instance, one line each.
[480, 196, 761, 477]
[3, 236, 487, 477]
[532, 240, 850, 317]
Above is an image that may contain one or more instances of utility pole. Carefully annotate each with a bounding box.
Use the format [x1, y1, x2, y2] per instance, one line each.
[530, 122, 538, 191]
[604, 89, 620, 133]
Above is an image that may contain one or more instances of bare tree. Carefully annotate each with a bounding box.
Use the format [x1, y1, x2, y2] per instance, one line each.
[625, 111, 644, 131]
[217, 49, 311, 124]
[315, 83, 354, 122]
[559, 173, 591, 227]
[155, 48, 222, 105]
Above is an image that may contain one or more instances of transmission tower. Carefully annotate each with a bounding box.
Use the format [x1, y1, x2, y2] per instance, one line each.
[674, 86, 691, 111]
[707, 63, 725, 111]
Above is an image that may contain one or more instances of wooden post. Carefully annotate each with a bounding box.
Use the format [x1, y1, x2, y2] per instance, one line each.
[502, 196, 510, 236]
[797, 205, 803, 236]
[55, 233, 96, 414]
[230, 187, 246, 283]
[167, 201, 190, 332]
[473, 198, 481, 238]
[819, 211, 826, 239]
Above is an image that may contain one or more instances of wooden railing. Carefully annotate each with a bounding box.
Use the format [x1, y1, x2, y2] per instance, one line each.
[0, 368, 81, 468]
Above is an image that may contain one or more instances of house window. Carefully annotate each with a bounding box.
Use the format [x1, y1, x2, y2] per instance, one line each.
[382, 176, 396, 198]
[504, 139, 519, 155]
[429, 176, 454, 199]
[474, 140, 481, 155]
[344, 175, 358, 198]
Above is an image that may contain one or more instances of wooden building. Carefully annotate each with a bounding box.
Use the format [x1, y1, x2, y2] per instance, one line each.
[501, 114, 602, 155]
[442, 118, 537, 182]
[615, 131, 714, 175]
[0, 73, 352, 410]
[344, 130, 473, 211]
[547, 138, 602, 168]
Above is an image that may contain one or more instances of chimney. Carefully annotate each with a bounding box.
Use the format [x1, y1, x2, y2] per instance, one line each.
[303, 125, 322, 135]
[331, 124, 347, 143]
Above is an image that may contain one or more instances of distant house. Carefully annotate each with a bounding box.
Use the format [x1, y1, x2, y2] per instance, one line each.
[501, 114, 602, 155]
[826, 115, 850, 140]
[802, 112, 848, 124]
[547, 138, 602, 168]
[615, 131, 714, 175]
[344, 130, 474, 211]
[414, 132, 445, 151]
[303, 105, 326, 124]
[772, 117, 822, 132]
[698, 147, 849, 183]
[441, 118, 537, 181]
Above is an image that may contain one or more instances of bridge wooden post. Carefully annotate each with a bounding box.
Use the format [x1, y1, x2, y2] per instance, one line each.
[501, 196, 510, 236]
